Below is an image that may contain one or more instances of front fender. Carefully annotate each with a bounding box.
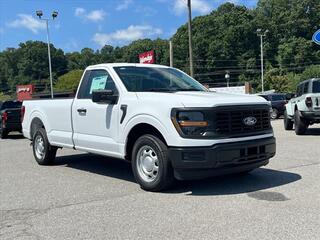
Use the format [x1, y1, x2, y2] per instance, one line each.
[120, 114, 173, 145]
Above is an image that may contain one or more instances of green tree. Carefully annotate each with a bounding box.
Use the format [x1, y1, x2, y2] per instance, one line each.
[17, 41, 67, 83]
[0, 92, 12, 101]
[55, 70, 84, 92]
[277, 37, 315, 70]
[299, 65, 320, 81]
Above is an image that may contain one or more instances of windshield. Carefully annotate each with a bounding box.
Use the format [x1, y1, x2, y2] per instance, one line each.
[113, 66, 207, 92]
[1, 101, 22, 110]
[271, 94, 286, 101]
[312, 80, 320, 93]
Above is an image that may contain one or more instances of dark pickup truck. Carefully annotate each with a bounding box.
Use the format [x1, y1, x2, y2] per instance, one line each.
[0, 101, 22, 138]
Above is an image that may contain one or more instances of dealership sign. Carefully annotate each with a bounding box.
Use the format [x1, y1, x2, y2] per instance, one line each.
[16, 84, 35, 101]
[139, 50, 155, 64]
[312, 29, 320, 45]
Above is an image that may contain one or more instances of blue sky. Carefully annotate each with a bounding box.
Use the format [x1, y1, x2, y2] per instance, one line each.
[0, 0, 257, 52]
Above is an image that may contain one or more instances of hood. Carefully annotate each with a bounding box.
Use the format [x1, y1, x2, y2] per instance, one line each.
[136, 91, 269, 108]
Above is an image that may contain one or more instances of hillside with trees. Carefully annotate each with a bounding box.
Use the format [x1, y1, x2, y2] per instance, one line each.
[1, 0, 320, 100]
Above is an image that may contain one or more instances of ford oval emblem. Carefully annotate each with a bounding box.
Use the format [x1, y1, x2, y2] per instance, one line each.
[312, 29, 320, 45]
[243, 116, 257, 126]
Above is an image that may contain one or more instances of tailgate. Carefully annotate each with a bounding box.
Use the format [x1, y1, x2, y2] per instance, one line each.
[311, 95, 320, 111]
[4, 108, 21, 123]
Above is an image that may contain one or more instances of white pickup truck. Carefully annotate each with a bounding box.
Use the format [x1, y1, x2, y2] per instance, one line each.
[284, 78, 320, 135]
[22, 63, 276, 191]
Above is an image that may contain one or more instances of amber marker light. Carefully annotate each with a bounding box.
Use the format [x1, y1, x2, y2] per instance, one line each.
[179, 121, 208, 127]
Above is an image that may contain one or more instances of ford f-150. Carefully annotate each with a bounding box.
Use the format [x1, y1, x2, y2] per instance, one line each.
[22, 63, 276, 191]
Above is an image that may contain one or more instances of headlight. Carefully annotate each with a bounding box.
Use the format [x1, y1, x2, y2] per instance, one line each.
[172, 111, 210, 137]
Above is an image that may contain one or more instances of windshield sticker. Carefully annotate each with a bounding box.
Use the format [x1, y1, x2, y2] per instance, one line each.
[90, 75, 107, 94]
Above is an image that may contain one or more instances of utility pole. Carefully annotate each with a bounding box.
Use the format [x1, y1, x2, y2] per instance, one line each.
[45, 20, 53, 99]
[36, 10, 58, 99]
[169, 40, 173, 67]
[256, 29, 268, 93]
[187, 0, 194, 78]
[225, 71, 230, 88]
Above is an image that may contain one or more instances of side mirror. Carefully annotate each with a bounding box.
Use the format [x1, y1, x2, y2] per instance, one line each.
[285, 93, 292, 100]
[92, 90, 118, 104]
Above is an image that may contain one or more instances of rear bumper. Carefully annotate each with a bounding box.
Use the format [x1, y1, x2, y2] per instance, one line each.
[301, 111, 320, 121]
[2, 122, 22, 131]
[168, 137, 276, 180]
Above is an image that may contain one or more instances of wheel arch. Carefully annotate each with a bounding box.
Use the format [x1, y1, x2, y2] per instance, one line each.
[30, 117, 45, 139]
[125, 123, 167, 161]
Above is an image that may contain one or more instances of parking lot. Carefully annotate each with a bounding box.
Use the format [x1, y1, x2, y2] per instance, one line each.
[0, 120, 319, 240]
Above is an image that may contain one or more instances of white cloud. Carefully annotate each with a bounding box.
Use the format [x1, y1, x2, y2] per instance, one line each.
[7, 14, 45, 34]
[93, 25, 163, 46]
[86, 10, 106, 22]
[75, 7, 85, 16]
[116, 0, 133, 11]
[75, 8, 106, 22]
[173, 0, 212, 15]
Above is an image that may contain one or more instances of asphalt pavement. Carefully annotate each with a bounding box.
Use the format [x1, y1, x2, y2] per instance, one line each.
[1, 120, 319, 240]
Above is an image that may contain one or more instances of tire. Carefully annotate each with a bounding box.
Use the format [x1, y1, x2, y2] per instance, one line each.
[283, 110, 293, 130]
[294, 110, 308, 135]
[270, 108, 279, 120]
[32, 128, 57, 165]
[131, 134, 174, 192]
[0, 128, 8, 139]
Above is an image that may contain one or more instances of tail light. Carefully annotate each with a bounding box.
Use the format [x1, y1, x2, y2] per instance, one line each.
[1, 112, 8, 127]
[305, 97, 313, 108]
[21, 106, 25, 123]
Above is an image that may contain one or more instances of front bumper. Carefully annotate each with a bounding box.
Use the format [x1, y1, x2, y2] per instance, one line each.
[168, 137, 276, 180]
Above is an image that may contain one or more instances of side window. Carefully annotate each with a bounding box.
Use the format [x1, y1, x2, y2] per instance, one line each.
[297, 84, 303, 97]
[303, 82, 309, 94]
[77, 69, 118, 99]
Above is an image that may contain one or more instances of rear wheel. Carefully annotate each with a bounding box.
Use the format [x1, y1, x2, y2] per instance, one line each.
[0, 127, 8, 139]
[132, 134, 174, 192]
[294, 110, 308, 135]
[284, 110, 293, 130]
[32, 128, 57, 165]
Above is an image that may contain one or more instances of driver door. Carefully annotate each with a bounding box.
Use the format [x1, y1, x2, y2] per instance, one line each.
[72, 69, 121, 157]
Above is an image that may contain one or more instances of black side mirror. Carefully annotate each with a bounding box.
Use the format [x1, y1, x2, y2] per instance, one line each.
[285, 93, 292, 100]
[92, 90, 118, 104]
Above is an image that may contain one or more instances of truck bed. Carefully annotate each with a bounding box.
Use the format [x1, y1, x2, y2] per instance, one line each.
[22, 98, 74, 147]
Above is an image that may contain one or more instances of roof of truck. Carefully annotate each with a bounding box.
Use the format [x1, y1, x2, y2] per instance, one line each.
[86, 63, 171, 70]
[298, 78, 320, 85]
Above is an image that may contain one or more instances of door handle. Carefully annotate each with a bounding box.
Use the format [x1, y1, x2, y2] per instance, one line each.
[77, 108, 87, 114]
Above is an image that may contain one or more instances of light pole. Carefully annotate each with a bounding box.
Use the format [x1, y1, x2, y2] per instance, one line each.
[36, 10, 58, 99]
[256, 29, 268, 93]
[225, 71, 230, 87]
[187, 0, 194, 78]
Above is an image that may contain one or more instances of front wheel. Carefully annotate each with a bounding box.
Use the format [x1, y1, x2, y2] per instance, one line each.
[32, 128, 57, 165]
[132, 134, 174, 192]
[270, 108, 279, 120]
[284, 110, 293, 130]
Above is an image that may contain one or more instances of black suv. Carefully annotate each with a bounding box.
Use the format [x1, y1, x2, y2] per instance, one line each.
[0, 100, 22, 138]
[259, 93, 288, 119]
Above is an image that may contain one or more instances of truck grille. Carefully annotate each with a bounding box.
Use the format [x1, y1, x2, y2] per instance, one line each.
[214, 106, 271, 136]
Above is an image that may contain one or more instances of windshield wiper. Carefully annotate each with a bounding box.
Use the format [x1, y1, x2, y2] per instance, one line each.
[174, 88, 202, 91]
[144, 88, 175, 92]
